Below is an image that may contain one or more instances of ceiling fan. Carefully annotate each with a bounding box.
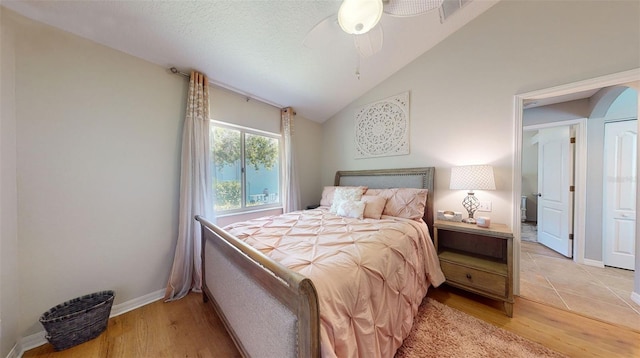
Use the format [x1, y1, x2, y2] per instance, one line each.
[303, 0, 445, 59]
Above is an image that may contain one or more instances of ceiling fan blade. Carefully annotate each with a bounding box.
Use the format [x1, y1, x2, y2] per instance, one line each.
[354, 23, 384, 58]
[302, 14, 343, 49]
[383, 0, 444, 17]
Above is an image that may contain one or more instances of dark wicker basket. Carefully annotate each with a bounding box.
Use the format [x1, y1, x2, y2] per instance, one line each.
[39, 290, 115, 351]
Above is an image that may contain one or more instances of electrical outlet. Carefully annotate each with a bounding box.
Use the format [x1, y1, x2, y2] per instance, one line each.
[477, 201, 492, 212]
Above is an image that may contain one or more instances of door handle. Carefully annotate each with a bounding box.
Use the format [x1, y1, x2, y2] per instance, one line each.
[536, 193, 542, 197]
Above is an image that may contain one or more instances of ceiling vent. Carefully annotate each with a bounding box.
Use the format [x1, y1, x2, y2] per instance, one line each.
[439, 0, 472, 22]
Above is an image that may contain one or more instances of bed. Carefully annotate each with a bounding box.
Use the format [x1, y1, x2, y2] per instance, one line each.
[195, 167, 444, 358]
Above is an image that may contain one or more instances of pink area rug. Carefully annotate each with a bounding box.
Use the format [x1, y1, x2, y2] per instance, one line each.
[396, 298, 567, 358]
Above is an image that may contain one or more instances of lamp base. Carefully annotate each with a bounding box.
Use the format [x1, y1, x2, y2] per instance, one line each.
[462, 217, 477, 224]
[461, 192, 479, 225]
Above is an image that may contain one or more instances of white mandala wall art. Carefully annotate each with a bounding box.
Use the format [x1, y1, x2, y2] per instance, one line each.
[355, 92, 410, 159]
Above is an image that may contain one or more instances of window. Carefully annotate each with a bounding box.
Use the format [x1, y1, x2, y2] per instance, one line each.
[211, 121, 281, 213]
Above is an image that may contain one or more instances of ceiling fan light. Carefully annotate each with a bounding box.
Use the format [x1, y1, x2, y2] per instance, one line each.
[338, 0, 384, 35]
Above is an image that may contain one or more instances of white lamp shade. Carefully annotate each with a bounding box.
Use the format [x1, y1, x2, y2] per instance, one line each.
[450, 165, 496, 191]
[338, 0, 384, 35]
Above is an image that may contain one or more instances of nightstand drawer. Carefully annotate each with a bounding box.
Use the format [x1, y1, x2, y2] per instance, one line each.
[440, 261, 506, 297]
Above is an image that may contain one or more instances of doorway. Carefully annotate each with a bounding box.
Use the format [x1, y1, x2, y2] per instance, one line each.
[513, 69, 640, 328]
[521, 120, 585, 259]
[536, 125, 574, 257]
[520, 119, 639, 330]
[522, 123, 577, 253]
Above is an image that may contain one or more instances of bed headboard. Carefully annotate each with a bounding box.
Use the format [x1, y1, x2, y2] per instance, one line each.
[334, 167, 435, 238]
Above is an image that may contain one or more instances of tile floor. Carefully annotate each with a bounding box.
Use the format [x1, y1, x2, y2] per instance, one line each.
[519, 222, 640, 331]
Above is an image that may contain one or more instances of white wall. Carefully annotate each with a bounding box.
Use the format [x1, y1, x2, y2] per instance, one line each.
[605, 88, 638, 119]
[210, 88, 280, 134]
[1, 7, 20, 357]
[3, 7, 324, 345]
[292, 113, 324, 209]
[12, 9, 186, 336]
[523, 99, 590, 126]
[321, 0, 640, 227]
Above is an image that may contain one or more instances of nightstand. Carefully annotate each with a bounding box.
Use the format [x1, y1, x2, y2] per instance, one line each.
[434, 220, 514, 317]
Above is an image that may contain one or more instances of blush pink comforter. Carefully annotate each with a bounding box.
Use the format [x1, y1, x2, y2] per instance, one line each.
[224, 207, 445, 358]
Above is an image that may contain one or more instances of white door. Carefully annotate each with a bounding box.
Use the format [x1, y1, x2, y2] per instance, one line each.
[604, 119, 637, 270]
[537, 126, 573, 257]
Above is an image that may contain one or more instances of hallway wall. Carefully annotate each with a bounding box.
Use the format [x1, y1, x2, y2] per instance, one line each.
[521, 130, 538, 222]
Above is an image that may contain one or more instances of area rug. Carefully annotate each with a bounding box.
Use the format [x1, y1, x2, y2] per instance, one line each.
[395, 298, 567, 358]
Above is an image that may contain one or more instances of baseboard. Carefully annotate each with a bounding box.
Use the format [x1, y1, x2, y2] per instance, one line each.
[15, 288, 165, 357]
[109, 288, 165, 317]
[16, 331, 45, 355]
[582, 258, 604, 268]
[6, 344, 20, 358]
[632, 291, 640, 307]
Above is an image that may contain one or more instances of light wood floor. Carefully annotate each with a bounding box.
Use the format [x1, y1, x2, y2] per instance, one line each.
[25, 285, 640, 358]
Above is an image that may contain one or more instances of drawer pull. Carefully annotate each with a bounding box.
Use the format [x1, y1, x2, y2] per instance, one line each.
[466, 273, 472, 279]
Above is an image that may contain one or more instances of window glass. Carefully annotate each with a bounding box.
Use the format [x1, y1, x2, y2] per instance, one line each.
[245, 133, 280, 207]
[212, 126, 241, 211]
[211, 122, 281, 213]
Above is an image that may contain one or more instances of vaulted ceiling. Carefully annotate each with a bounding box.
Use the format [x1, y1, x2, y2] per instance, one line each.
[2, 0, 499, 122]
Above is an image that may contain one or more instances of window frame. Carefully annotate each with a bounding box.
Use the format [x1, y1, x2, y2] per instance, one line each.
[211, 120, 282, 215]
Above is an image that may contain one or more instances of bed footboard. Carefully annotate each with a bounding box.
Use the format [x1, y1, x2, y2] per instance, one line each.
[195, 216, 320, 358]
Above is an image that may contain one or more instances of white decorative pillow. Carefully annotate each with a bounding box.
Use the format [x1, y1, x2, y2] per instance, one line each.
[329, 186, 367, 213]
[321, 186, 367, 207]
[335, 199, 366, 219]
[361, 195, 386, 220]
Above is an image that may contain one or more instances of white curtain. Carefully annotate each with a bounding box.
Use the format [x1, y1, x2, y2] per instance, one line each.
[165, 71, 214, 301]
[281, 107, 300, 212]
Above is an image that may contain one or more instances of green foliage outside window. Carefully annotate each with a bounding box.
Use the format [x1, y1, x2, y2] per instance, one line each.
[212, 127, 240, 170]
[212, 128, 277, 171]
[245, 134, 278, 171]
[212, 124, 280, 212]
[215, 180, 241, 211]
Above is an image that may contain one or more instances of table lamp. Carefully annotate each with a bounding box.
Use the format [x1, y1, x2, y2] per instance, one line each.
[450, 165, 496, 224]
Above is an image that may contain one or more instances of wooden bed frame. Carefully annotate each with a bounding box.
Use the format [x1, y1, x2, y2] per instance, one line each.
[195, 167, 435, 358]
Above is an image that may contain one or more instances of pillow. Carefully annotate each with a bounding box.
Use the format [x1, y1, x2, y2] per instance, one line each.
[334, 199, 366, 219]
[361, 195, 386, 220]
[329, 186, 367, 212]
[365, 188, 428, 220]
[364, 188, 384, 196]
[320, 186, 367, 207]
[320, 186, 337, 207]
[382, 188, 428, 220]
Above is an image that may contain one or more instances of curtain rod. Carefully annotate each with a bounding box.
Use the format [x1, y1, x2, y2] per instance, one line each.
[169, 67, 284, 110]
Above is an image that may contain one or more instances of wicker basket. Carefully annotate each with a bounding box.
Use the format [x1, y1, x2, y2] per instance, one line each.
[39, 290, 115, 351]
